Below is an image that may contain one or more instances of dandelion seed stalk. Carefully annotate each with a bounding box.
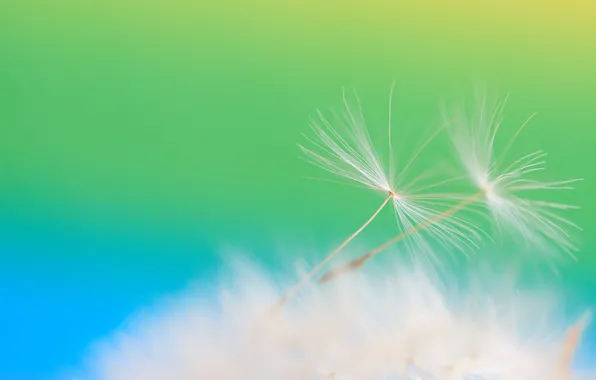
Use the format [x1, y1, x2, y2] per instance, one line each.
[319, 190, 485, 284]
[554, 312, 591, 380]
[275, 192, 394, 309]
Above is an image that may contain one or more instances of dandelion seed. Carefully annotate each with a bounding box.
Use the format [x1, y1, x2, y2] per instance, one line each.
[443, 91, 582, 262]
[319, 91, 581, 283]
[275, 87, 395, 308]
[281, 85, 482, 306]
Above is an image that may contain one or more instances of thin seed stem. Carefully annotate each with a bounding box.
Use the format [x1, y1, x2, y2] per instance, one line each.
[275, 192, 394, 309]
[319, 190, 485, 284]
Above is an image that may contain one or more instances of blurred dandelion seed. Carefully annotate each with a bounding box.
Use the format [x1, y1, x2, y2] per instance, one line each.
[443, 92, 582, 261]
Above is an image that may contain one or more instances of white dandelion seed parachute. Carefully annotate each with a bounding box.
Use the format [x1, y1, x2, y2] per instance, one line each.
[441, 91, 582, 262]
[290, 86, 484, 299]
[299, 87, 393, 194]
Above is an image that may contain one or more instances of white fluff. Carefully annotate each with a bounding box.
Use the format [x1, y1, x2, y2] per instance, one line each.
[81, 259, 591, 380]
[299, 87, 484, 263]
[441, 91, 582, 260]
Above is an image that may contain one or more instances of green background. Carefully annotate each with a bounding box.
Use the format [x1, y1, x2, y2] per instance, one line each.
[0, 0, 594, 377]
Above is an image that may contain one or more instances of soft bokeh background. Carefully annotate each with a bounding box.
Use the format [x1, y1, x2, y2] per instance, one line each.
[1, 0, 595, 378]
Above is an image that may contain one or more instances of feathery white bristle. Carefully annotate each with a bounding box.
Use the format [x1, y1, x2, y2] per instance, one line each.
[82, 260, 591, 380]
[299, 88, 392, 193]
[442, 91, 582, 260]
[300, 87, 484, 261]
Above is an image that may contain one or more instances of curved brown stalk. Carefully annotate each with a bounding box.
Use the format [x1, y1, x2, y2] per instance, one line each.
[554, 312, 590, 380]
[273, 192, 394, 310]
[319, 190, 485, 284]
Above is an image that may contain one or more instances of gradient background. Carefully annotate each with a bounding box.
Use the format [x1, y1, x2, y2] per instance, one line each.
[1, 0, 595, 378]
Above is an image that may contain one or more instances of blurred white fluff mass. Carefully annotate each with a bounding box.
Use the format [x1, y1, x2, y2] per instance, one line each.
[81, 258, 593, 380]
